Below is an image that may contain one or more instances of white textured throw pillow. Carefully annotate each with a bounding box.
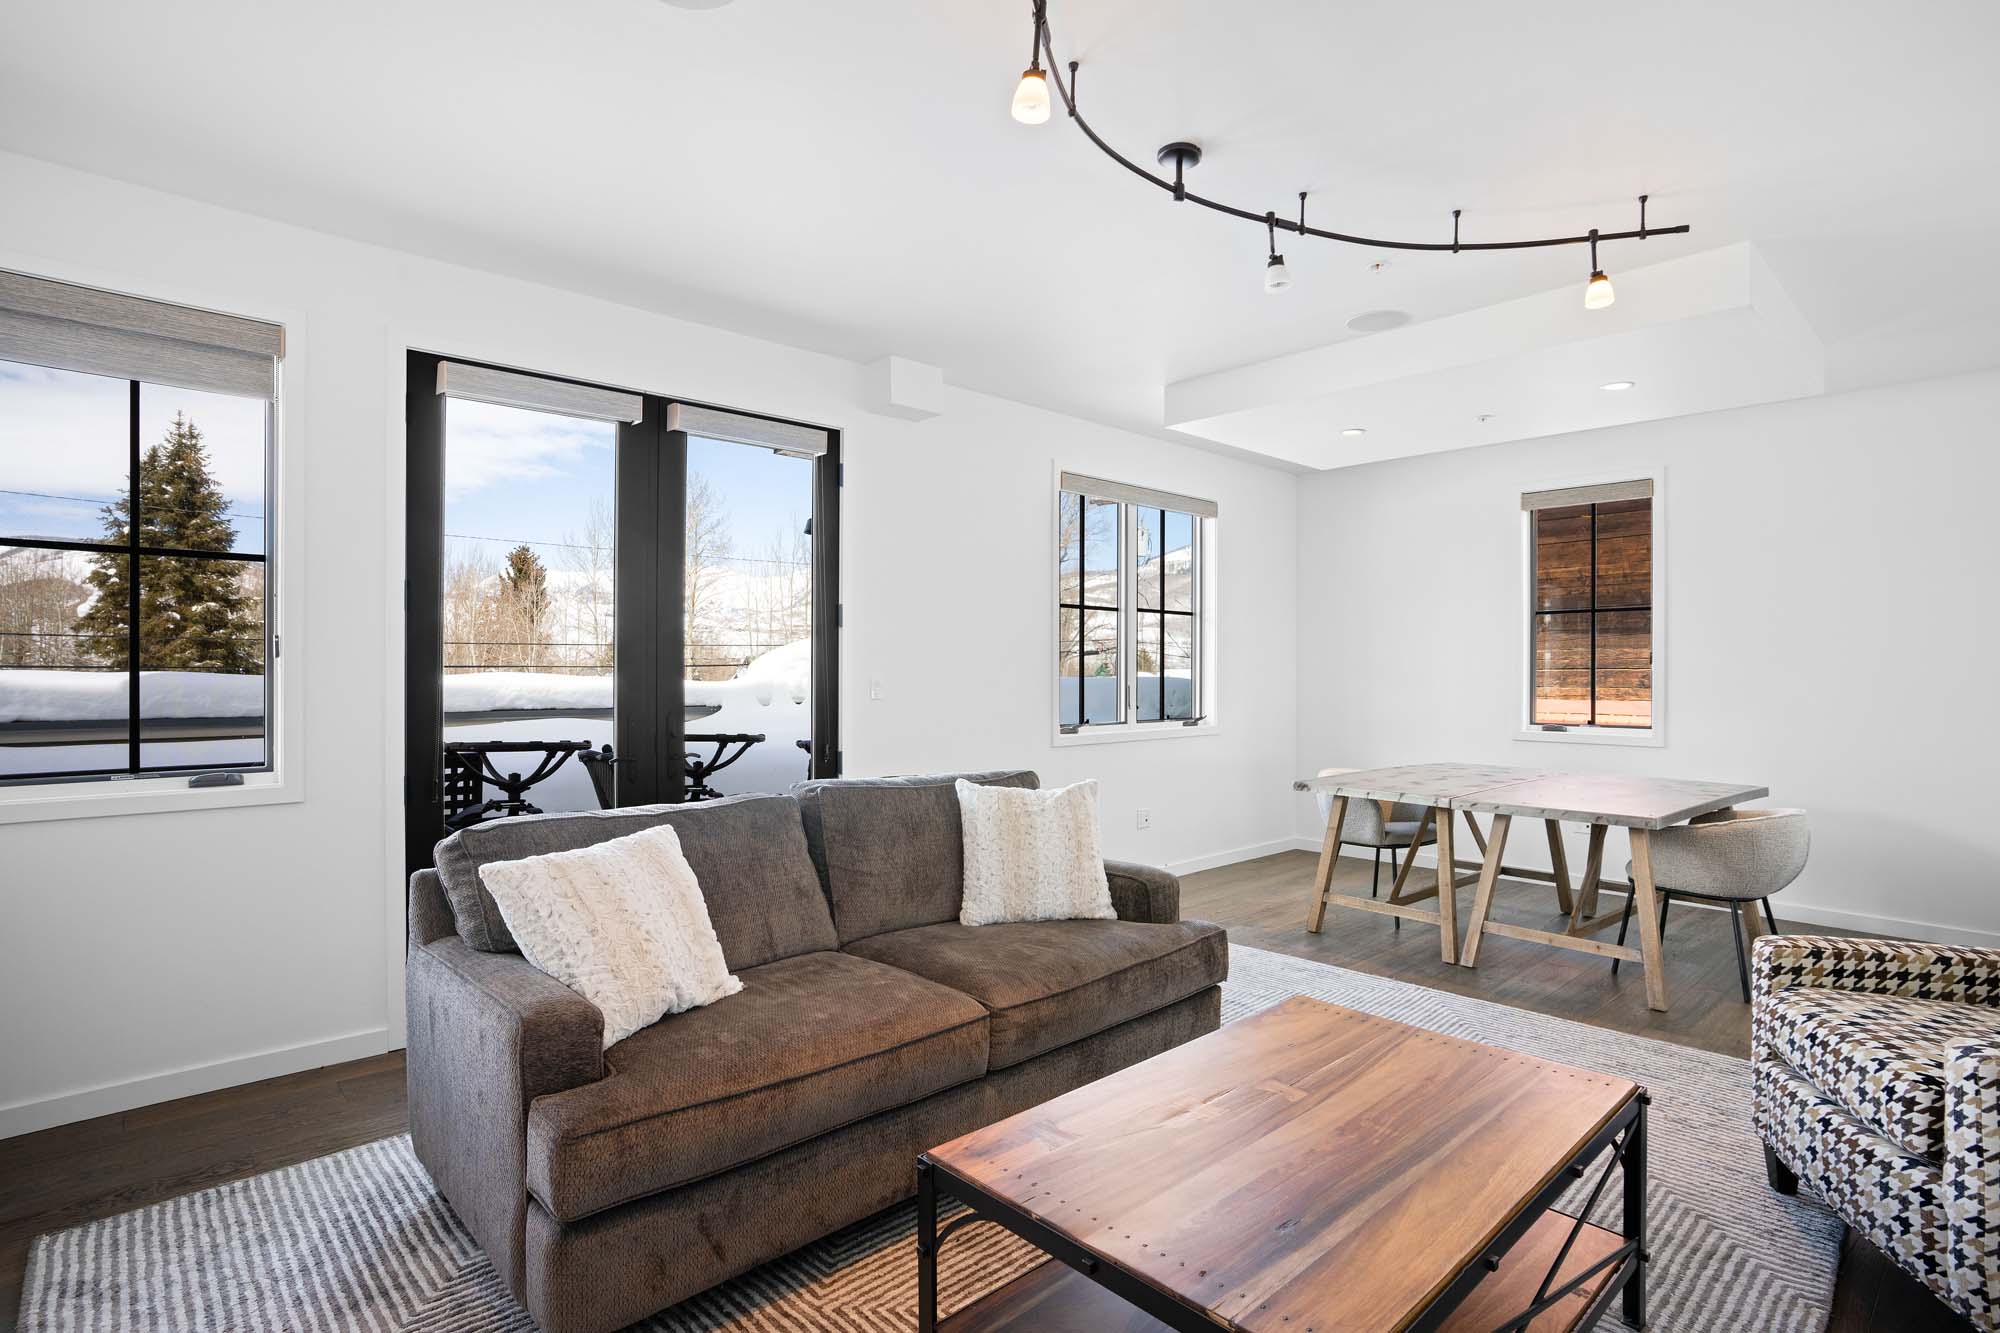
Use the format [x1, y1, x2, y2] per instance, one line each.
[956, 778, 1116, 926]
[479, 823, 742, 1048]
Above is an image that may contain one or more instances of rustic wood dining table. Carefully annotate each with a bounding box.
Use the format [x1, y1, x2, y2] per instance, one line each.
[1293, 762, 1768, 1011]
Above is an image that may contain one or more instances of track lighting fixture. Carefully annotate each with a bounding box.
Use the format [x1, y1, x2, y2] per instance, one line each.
[1583, 230, 1616, 309]
[1008, 4, 1686, 299]
[1010, 0, 1051, 124]
[1264, 213, 1290, 292]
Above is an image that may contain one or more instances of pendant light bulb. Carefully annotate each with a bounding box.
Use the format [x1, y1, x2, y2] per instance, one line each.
[1584, 269, 1615, 310]
[1263, 211, 1290, 292]
[1011, 66, 1050, 124]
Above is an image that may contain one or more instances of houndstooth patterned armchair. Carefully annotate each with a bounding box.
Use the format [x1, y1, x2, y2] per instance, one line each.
[1751, 935, 2000, 1329]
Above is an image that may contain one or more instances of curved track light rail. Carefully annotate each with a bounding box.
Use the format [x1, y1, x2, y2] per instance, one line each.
[1025, 2, 1688, 291]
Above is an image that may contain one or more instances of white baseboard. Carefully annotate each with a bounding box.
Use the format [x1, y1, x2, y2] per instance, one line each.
[1272, 839, 2000, 949]
[1167, 838, 1313, 876]
[0, 1026, 390, 1141]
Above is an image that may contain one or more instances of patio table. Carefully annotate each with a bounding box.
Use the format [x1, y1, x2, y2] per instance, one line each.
[1293, 763, 1766, 1010]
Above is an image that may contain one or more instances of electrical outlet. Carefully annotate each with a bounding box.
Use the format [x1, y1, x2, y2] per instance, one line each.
[1135, 808, 1152, 831]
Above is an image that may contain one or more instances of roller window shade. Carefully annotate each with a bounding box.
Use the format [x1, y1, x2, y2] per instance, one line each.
[665, 402, 830, 458]
[1521, 478, 1653, 511]
[0, 270, 282, 400]
[435, 361, 643, 424]
[1058, 471, 1219, 519]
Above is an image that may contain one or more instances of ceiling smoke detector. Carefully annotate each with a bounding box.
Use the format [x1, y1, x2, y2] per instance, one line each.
[1347, 309, 1412, 334]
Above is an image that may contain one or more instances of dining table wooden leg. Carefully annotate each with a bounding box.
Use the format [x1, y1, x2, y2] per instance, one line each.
[1388, 806, 1434, 900]
[1544, 818, 1574, 917]
[1628, 827, 1671, 1011]
[1458, 813, 1512, 968]
[1434, 806, 1459, 963]
[1306, 795, 1348, 934]
[1575, 823, 1607, 924]
[1462, 810, 1487, 856]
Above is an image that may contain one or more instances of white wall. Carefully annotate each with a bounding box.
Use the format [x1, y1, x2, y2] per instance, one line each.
[0, 151, 1299, 1136]
[1293, 369, 2000, 947]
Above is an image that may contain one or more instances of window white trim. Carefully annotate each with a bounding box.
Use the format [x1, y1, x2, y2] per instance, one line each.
[1050, 464, 1219, 746]
[1514, 464, 1666, 749]
[0, 254, 306, 823]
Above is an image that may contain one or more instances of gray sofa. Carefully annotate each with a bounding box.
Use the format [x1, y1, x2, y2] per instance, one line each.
[405, 770, 1227, 1333]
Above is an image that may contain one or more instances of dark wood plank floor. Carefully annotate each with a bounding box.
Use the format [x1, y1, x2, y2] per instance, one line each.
[1186, 848, 1831, 1058]
[0, 850, 1958, 1331]
[0, 1053, 407, 1332]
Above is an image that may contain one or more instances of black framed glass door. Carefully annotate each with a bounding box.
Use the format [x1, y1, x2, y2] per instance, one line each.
[403, 351, 839, 873]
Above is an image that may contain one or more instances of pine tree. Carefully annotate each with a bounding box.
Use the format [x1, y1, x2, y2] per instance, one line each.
[75, 413, 261, 672]
[499, 544, 550, 661]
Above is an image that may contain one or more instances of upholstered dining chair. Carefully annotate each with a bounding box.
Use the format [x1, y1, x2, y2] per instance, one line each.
[1313, 766, 1438, 902]
[1614, 807, 1809, 1002]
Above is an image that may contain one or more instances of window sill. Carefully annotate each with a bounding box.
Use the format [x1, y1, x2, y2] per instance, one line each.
[1052, 721, 1221, 748]
[1515, 726, 1665, 750]
[0, 770, 300, 825]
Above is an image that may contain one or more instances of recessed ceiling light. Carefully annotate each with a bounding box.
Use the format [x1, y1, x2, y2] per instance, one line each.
[1476, 413, 1497, 422]
[1346, 309, 1411, 334]
[1600, 380, 1636, 392]
[1341, 427, 1367, 438]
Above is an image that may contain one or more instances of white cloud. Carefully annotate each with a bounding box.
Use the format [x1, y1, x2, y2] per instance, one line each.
[444, 398, 615, 499]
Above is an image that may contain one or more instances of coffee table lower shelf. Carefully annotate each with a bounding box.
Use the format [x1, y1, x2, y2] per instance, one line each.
[940, 1209, 1628, 1333]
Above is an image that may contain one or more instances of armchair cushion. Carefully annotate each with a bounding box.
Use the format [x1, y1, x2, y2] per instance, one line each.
[1754, 1056, 1948, 1298]
[1763, 986, 2000, 1157]
[842, 917, 1226, 1069]
[526, 950, 988, 1222]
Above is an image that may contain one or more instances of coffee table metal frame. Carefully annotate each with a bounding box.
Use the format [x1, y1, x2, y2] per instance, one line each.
[916, 1091, 1649, 1333]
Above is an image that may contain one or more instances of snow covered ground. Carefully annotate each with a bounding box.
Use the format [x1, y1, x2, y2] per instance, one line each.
[440, 638, 814, 809]
[0, 668, 265, 722]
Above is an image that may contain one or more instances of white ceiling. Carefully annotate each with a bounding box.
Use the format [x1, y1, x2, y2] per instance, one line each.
[6, 0, 1998, 470]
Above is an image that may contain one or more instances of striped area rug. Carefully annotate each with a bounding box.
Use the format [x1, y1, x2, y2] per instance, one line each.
[20, 944, 1841, 1332]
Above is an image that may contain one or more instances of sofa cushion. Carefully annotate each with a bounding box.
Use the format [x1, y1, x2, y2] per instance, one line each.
[791, 771, 1038, 943]
[1763, 986, 2000, 1158]
[433, 794, 837, 967]
[843, 918, 1227, 1069]
[525, 950, 989, 1222]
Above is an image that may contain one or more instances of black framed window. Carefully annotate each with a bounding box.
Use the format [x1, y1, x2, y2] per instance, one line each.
[1057, 474, 1211, 734]
[1528, 489, 1654, 730]
[1057, 490, 1122, 728]
[404, 353, 840, 873]
[2, 362, 274, 785]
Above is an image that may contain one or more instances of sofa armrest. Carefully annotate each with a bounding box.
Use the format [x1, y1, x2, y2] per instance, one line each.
[1945, 1038, 2000, 1325]
[1105, 860, 1180, 924]
[405, 934, 603, 1295]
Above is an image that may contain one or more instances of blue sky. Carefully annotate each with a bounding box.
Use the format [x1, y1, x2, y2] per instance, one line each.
[442, 399, 813, 577]
[0, 359, 813, 576]
[0, 360, 268, 555]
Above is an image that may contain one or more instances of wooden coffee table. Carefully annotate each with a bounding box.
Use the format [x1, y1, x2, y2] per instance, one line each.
[918, 997, 1648, 1333]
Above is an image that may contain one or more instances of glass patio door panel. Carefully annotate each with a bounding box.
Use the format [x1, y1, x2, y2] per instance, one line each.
[682, 433, 815, 797]
[440, 396, 616, 816]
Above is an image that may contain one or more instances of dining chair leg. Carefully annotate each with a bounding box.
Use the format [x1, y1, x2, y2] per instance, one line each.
[1762, 897, 1782, 935]
[1729, 901, 1753, 1003]
[1372, 848, 1382, 899]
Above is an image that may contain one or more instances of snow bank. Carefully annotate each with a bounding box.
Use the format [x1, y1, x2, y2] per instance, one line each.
[442, 671, 612, 714]
[0, 669, 264, 723]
